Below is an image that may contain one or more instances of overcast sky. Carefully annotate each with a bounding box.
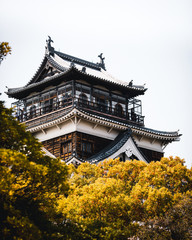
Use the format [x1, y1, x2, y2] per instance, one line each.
[0, 0, 192, 168]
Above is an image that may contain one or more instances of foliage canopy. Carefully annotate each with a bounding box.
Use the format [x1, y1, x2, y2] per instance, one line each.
[0, 42, 11, 63]
[58, 157, 192, 239]
[0, 101, 69, 239]
[0, 101, 192, 239]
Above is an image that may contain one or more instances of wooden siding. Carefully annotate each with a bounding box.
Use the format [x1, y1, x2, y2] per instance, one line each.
[139, 147, 164, 162]
[42, 132, 112, 162]
[43, 132, 76, 161]
[76, 132, 111, 160]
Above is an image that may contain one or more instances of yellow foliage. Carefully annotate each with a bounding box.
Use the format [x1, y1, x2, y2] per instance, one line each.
[0, 104, 191, 240]
[0, 42, 11, 63]
[56, 157, 192, 239]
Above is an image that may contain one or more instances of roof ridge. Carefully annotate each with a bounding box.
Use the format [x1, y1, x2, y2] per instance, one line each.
[55, 50, 101, 70]
[46, 54, 67, 72]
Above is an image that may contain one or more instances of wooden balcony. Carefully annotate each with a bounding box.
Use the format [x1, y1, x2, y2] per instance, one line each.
[76, 98, 144, 126]
[14, 96, 144, 129]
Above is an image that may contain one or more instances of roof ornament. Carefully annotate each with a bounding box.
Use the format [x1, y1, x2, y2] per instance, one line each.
[82, 66, 86, 72]
[45, 36, 54, 56]
[98, 53, 106, 70]
[125, 148, 133, 157]
[128, 80, 133, 87]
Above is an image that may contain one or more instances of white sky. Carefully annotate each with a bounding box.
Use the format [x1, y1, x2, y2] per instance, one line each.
[0, 0, 192, 168]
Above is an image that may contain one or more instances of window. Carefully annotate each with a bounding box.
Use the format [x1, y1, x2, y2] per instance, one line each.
[43, 99, 52, 114]
[78, 93, 88, 107]
[131, 108, 137, 121]
[81, 141, 92, 153]
[114, 103, 124, 117]
[58, 84, 72, 96]
[97, 97, 108, 112]
[29, 105, 36, 118]
[60, 93, 69, 107]
[61, 141, 72, 154]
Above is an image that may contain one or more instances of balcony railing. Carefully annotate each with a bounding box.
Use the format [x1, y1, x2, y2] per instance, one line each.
[14, 96, 144, 128]
[14, 97, 73, 121]
[76, 98, 144, 125]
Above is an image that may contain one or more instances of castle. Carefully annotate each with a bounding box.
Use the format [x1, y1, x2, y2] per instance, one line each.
[7, 37, 180, 165]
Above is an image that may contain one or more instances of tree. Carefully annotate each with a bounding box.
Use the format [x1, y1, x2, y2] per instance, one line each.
[58, 176, 137, 239]
[1, 101, 191, 239]
[136, 196, 192, 240]
[0, 101, 69, 239]
[162, 196, 192, 240]
[0, 101, 43, 163]
[0, 42, 11, 64]
[58, 157, 192, 240]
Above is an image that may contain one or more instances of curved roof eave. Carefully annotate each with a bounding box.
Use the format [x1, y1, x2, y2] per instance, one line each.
[6, 53, 67, 99]
[87, 129, 132, 163]
[26, 53, 68, 86]
[6, 70, 68, 99]
[87, 129, 149, 164]
[6, 66, 146, 99]
[77, 108, 181, 140]
[73, 67, 147, 93]
[26, 106, 181, 142]
[26, 56, 48, 86]
[52, 51, 147, 92]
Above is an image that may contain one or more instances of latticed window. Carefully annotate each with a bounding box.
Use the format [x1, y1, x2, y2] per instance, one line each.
[96, 97, 108, 112]
[114, 103, 124, 116]
[61, 141, 72, 154]
[81, 141, 92, 153]
[78, 93, 88, 107]
[29, 105, 36, 118]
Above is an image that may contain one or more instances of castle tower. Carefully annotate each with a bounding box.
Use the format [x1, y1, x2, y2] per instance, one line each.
[7, 38, 181, 165]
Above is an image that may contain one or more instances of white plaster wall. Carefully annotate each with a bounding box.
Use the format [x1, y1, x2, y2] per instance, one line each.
[101, 137, 148, 163]
[133, 134, 163, 152]
[33, 118, 120, 142]
[76, 119, 120, 140]
[34, 120, 76, 141]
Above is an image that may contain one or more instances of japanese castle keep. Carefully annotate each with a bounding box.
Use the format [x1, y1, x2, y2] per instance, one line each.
[7, 37, 181, 165]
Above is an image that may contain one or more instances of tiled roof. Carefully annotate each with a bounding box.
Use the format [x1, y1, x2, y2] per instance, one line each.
[25, 106, 180, 141]
[6, 41, 146, 98]
[55, 51, 101, 70]
[76, 108, 181, 140]
[7, 71, 67, 95]
[131, 125, 180, 139]
[87, 129, 132, 163]
[26, 56, 48, 86]
[50, 51, 145, 90]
